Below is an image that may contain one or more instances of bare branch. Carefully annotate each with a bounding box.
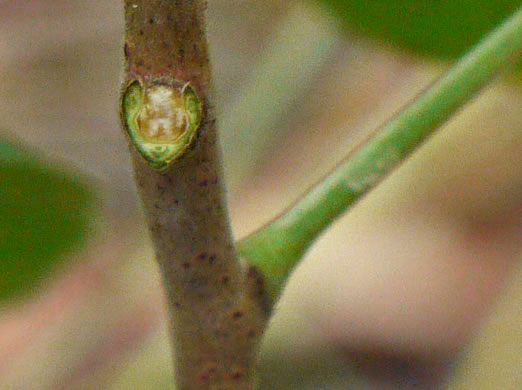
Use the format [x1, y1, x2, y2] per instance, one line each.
[121, 1, 269, 388]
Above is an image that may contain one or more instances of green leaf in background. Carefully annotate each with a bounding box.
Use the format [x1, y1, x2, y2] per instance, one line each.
[317, 0, 520, 63]
[0, 137, 95, 302]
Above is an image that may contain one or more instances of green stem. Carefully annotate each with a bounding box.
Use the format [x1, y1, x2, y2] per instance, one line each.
[239, 6, 522, 303]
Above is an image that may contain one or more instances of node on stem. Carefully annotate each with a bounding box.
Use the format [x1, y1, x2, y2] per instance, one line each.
[122, 80, 202, 169]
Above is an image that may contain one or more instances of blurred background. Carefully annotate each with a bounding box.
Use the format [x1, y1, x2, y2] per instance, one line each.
[1, 0, 521, 388]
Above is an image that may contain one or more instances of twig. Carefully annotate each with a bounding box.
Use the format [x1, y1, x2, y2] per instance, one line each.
[120, 1, 268, 388]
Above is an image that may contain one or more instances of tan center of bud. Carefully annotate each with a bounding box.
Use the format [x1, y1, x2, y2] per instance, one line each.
[137, 85, 187, 143]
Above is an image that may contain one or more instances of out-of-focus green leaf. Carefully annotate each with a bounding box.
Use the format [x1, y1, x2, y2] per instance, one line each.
[0, 138, 33, 163]
[0, 137, 95, 302]
[317, 0, 520, 64]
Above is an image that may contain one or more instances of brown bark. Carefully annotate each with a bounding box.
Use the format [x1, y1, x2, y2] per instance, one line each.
[121, 1, 269, 388]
